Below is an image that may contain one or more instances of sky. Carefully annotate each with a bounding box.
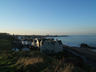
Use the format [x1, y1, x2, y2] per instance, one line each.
[0, 0, 96, 35]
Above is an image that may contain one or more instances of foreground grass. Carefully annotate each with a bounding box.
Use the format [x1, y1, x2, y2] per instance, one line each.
[0, 50, 96, 72]
[0, 51, 58, 72]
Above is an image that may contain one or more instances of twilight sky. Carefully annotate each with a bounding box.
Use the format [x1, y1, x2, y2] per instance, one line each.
[0, 0, 96, 35]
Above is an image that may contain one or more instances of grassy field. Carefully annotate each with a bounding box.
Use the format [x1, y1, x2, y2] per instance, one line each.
[0, 33, 12, 51]
[0, 39, 12, 50]
[0, 51, 57, 72]
[0, 50, 96, 72]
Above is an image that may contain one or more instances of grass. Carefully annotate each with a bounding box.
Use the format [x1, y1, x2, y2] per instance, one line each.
[0, 39, 12, 50]
[0, 51, 57, 72]
[0, 50, 96, 72]
[0, 33, 12, 50]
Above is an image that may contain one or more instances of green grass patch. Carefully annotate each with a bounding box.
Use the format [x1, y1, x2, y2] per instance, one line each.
[0, 39, 12, 50]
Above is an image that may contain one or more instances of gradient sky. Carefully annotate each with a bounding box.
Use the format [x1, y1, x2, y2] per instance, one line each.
[0, 0, 96, 35]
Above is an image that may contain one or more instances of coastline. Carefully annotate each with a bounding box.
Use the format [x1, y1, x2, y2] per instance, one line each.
[63, 45, 96, 66]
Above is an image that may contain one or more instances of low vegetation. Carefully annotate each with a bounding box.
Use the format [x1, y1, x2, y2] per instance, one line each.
[0, 50, 96, 72]
[0, 33, 13, 50]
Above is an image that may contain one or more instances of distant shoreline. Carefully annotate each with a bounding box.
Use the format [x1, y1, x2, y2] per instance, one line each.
[45, 35, 69, 37]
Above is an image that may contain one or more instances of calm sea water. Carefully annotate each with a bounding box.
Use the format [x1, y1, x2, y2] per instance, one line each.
[47, 35, 96, 47]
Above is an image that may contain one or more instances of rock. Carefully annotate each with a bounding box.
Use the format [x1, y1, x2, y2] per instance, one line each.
[80, 43, 90, 48]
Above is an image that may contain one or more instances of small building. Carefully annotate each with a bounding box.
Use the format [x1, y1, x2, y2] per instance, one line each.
[32, 38, 42, 48]
[40, 39, 63, 54]
[21, 39, 32, 46]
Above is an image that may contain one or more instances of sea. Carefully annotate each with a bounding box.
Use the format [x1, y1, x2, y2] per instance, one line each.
[47, 35, 96, 47]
